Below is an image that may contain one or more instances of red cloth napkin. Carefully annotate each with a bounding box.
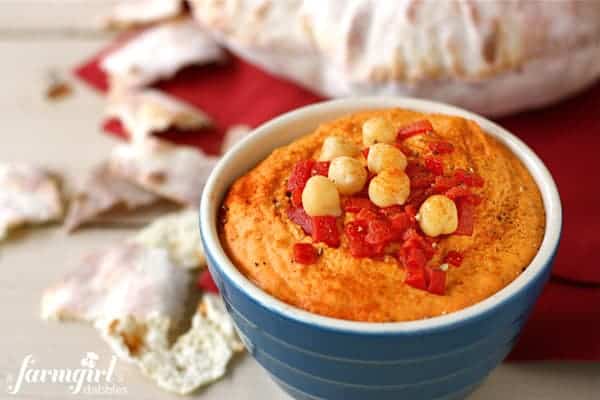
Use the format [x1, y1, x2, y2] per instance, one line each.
[74, 42, 600, 361]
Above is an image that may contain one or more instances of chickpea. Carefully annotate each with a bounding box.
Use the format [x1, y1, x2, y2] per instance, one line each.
[362, 117, 396, 146]
[367, 143, 407, 174]
[368, 169, 411, 207]
[418, 195, 458, 237]
[302, 176, 342, 217]
[328, 156, 368, 195]
[319, 136, 360, 161]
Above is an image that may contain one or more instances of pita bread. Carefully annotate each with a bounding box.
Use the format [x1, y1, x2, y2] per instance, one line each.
[0, 164, 63, 240]
[189, 0, 600, 116]
[134, 209, 206, 269]
[221, 124, 251, 154]
[108, 138, 219, 206]
[101, 0, 186, 30]
[96, 294, 241, 395]
[107, 88, 212, 143]
[65, 163, 159, 232]
[101, 18, 226, 89]
[41, 243, 191, 324]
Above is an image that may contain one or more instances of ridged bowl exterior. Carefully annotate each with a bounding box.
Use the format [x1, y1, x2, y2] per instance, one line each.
[200, 98, 561, 400]
[204, 249, 554, 400]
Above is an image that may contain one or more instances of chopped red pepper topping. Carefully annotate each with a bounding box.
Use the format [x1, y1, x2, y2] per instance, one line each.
[379, 205, 405, 218]
[343, 197, 377, 213]
[287, 160, 315, 192]
[312, 216, 340, 248]
[396, 120, 434, 141]
[402, 248, 428, 290]
[444, 251, 464, 267]
[197, 270, 219, 293]
[287, 207, 313, 235]
[389, 212, 411, 238]
[444, 186, 482, 205]
[428, 141, 454, 155]
[291, 188, 303, 208]
[346, 220, 384, 258]
[355, 207, 381, 222]
[365, 218, 394, 246]
[454, 199, 475, 236]
[311, 161, 331, 177]
[293, 243, 319, 264]
[424, 156, 444, 176]
[361, 148, 370, 158]
[454, 168, 484, 187]
[425, 266, 447, 295]
[431, 175, 459, 193]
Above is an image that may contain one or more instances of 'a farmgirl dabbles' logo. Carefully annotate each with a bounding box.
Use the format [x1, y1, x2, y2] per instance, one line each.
[5, 352, 127, 395]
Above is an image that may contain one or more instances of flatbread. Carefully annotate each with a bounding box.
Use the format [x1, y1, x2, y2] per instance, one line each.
[101, 17, 226, 89]
[221, 124, 251, 154]
[107, 88, 212, 143]
[108, 138, 219, 206]
[96, 294, 241, 395]
[134, 209, 206, 269]
[101, 0, 186, 30]
[189, 0, 600, 116]
[64, 163, 160, 232]
[0, 164, 63, 240]
[41, 243, 191, 324]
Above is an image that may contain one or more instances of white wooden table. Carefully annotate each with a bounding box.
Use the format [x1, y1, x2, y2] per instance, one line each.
[0, 2, 598, 399]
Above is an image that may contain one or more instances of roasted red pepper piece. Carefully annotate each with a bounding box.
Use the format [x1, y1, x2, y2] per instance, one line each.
[293, 243, 319, 264]
[431, 175, 459, 193]
[444, 185, 472, 200]
[454, 199, 475, 236]
[389, 212, 410, 239]
[355, 207, 381, 222]
[361, 148, 370, 158]
[312, 161, 331, 177]
[444, 186, 482, 205]
[291, 188, 303, 208]
[343, 197, 377, 213]
[444, 251, 464, 267]
[287, 160, 315, 191]
[312, 216, 340, 248]
[454, 168, 484, 187]
[365, 218, 394, 246]
[402, 247, 428, 290]
[396, 120, 434, 141]
[287, 207, 313, 235]
[424, 156, 444, 176]
[346, 220, 384, 258]
[197, 270, 219, 293]
[379, 205, 404, 217]
[426, 266, 447, 295]
[428, 141, 454, 155]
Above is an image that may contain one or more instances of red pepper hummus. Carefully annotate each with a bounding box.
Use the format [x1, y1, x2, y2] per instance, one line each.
[219, 109, 545, 322]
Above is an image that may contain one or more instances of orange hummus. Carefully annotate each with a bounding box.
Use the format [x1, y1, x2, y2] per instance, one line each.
[219, 109, 545, 322]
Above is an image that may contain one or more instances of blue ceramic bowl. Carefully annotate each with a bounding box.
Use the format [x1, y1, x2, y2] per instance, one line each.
[200, 98, 562, 400]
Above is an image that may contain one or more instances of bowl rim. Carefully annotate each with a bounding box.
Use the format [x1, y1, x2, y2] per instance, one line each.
[200, 97, 562, 334]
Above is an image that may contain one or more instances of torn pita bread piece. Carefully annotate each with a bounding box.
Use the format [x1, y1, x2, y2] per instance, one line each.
[64, 163, 160, 232]
[96, 294, 242, 395]
[101, 17, 226, 89]
[101, 0, 186, 30]
[107, 89, 212, 143]
[41, 243, 191, 324]
[108, 138, 219, 206]
[134, 209, 205, 269]
[221, 124, 251, 154]
[0, 163, 63, 240]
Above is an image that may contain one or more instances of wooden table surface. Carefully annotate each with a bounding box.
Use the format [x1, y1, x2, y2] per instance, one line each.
[0, 2, 598, 399]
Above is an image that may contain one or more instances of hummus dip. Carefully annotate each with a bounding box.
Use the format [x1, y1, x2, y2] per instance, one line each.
[219, 109, 545, 322]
